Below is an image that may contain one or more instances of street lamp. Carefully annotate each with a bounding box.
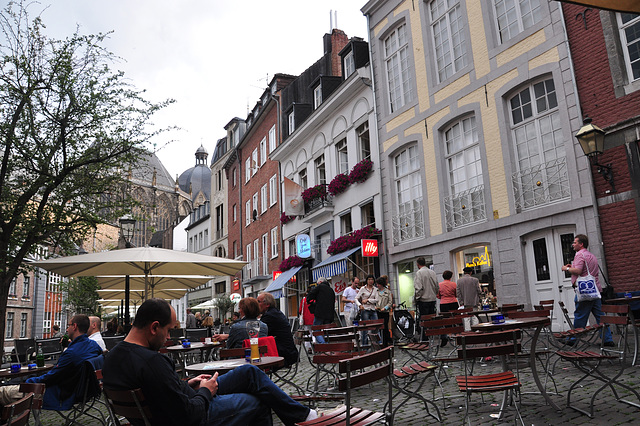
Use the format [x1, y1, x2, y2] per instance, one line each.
[118, 214, 136, 332]
[575, 117, 615, 193]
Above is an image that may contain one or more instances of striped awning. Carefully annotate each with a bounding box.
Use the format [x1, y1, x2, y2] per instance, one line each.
[311, 247, 360, 281]
[264, 266, 302, 297]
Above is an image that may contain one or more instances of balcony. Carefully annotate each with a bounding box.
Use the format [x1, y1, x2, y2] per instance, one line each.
[444, 185, 487, 231]
[391, 204, 425, 245]
[512, 157, 570, 212]
[242, 256, 270, 283]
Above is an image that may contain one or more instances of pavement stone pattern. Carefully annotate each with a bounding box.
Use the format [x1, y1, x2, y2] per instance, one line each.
[33, 338, 640, 425]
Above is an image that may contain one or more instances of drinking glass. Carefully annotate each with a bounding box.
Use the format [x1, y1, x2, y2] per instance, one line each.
[246, 321, 260, 362]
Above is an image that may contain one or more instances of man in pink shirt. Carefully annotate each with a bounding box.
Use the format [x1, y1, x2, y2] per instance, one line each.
[562, 234, 613, 346]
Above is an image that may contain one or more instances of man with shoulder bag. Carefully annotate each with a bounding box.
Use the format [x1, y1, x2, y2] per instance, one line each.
[562, 234, 614, 346]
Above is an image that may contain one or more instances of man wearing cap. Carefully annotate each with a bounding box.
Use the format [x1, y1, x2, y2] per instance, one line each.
[457, 267, 483, 330]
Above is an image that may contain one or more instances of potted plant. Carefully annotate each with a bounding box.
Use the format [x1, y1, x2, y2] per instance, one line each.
[279, 255, 304, 271]
[280, 212, 295, 224]
[301, 184, 328, 204]
[348, 159, 374, 184]
[327, 225, 382, 255]
[328, 173, 350, 196]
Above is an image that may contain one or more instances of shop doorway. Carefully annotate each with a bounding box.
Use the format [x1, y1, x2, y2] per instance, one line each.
[524, 227, 575, 331]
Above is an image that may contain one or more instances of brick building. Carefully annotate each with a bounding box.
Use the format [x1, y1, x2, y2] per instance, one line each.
[562, 4, 640, 292]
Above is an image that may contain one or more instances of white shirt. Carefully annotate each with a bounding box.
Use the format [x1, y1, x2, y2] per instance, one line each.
[343, 286, 358, 311]
[89, 331, 106, 351]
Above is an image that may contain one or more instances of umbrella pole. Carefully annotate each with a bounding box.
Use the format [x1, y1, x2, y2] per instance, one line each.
[125, 275, 131, 333]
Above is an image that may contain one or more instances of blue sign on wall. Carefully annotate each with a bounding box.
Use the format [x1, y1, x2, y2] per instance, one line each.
[296, 234, 311, 258]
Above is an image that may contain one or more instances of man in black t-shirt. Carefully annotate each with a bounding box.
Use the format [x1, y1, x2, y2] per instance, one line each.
[103, 298, 315, 426]
[257, 292, 298, 366]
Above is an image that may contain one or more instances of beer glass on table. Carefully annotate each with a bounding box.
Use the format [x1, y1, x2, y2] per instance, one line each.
[246, 321, 260, 362]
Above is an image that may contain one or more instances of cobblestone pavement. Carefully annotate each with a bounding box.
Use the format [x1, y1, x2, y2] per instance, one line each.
[35, 339, 640, 425]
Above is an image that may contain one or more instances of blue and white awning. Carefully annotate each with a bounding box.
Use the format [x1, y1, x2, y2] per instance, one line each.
[264, 266, 302, 298]
[311, 247, 361, 282]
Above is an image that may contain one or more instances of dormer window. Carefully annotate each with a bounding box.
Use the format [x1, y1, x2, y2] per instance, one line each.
[313, 86, 322, 109]
[344, 51, 355, 78]
[288, 111, 295, 134]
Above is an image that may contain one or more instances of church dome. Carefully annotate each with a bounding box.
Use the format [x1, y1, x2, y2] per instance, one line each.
[178, 145, 211, 203]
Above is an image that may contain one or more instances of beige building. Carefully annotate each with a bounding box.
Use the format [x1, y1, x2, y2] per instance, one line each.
[362, 0, 600, 330]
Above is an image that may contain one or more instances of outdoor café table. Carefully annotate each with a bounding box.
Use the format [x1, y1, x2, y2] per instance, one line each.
[166, 342, 221, 375]
[185, 356, 284, 376]
[605, 295, 640, 366]
[471, 316, 561, 411]
[0, 364, 54, 382]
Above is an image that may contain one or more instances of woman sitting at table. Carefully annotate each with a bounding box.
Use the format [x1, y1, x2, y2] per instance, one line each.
[213, 297, 268, 348]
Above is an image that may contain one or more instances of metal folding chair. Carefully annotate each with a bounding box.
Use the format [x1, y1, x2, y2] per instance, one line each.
[1, 392, 33, 426]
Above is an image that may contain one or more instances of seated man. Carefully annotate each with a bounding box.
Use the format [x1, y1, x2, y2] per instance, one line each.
[103, 298, 316, 426]
[257, 292, 298, 366]
[0, 314, 103, 409]
[88, 315, 107, 351]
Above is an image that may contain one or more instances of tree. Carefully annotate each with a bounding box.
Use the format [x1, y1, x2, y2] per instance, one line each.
[61, 276, 101, 316]
[0, 1, 173, 349]
[213, 294, 236, 321]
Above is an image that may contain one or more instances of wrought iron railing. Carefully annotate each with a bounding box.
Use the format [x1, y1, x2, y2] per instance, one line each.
[391, 204, 425, 245]
[304, 194, 334, 215]
[444, 184, 486, 230]
[512, 157, 570, 212]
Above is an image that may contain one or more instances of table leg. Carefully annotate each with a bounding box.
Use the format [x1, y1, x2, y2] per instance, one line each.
[531, 325, 561, 410]
[627, 309, 638, 366]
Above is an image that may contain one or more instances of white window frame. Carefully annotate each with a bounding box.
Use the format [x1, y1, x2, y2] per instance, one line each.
[493, 0, 542, 44]
[336, 138, 349, 174]
[251, 149, 258, 176]
[245, 158, 251, 183]
[299, 168, 308, 189]
[344, 51, 355, 78]
[429, 0, 467, 83]
[259, 137, 267, 166]
[288, 111, 295, 134]
[618, 13, 640, 83]
[445, 116, 482, 195]
[261, 184, 268, 213]
[252, 193, 258, 218]
[245, 200, 251, 226]
[253, 239, 259, 273]
[340, 212, 353, 236]
[384, 23, 412, 113]
[313, 85, 322, 109]
[233, 204, 237, 223]
[246, 244, 251, 268]
[233, 168, 237, 187]
[357, 121, 371, 161]
[262, 233, 269, 275]
[315, 154, 326, 185]
[270, 227, 278, 258]
[269, 175, 278, 206]
[269, 125, 276, 153]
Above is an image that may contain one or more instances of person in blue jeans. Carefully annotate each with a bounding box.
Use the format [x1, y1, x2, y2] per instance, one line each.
[103, 298, 317, 426]
[562, 234, 613, 346]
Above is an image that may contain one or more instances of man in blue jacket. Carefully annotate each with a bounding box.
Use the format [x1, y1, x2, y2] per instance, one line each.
[0, 314, 103, 409]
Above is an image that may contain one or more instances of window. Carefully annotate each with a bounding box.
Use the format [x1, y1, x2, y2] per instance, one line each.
[233, 204, 237, 223]
[20, 313, 27, 338]
[262, 234, 268, 275]
[233, 241, 238, 259]
[385, 23, 412, 112]
[216, 205, 223, 237]
[261, 184, 268, 213]
[444, 116, 486, 228]
[233, 168, 237, 187]
[246, 244, 251, 266]
[393, 146, 424, 242]
[361, 201, 375, 227]
[6, 312, 13, 339]
[269, 125, 276, 153]
[260, 137, 267, 166]
[23, 276, 30, 298]
[619, 13, 640, 82]
[269, 175, 278, 206]
[189, 237, 193, 252]
[344, 51, 355, 78]
[251, 149, 258, 176]
[288, 238, 296, 256]
[252, 193, 258, 219]
[494, 0, 542, 43]
[254, 239, 259, 273]
[510, 78, 568, 210]
[314, 85, 323, 109]
[9, 279, 16, 297]
[315, 155, 326, 185]
[356, 122, 371, 161]
[245, 200, 251, 226]
[340, 213, 353, 236]
[199, 232, 203, 250]
[232, 128, 239, 147]
[245, 158, 251, 183]
[215, 282, 226, 294]
[271, 227, 278, 258]
[430, 0, 467, 83]
[204, 229, 208, 246]
[299, 168, 308, 189]
[336, 139, 349, 174]
[288, 111, 295, 134]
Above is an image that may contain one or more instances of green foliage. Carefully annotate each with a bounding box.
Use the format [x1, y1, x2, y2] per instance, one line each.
[61, 276, 101, 316]
[0, 1, 173, 349]
[213, 293, 236, 320]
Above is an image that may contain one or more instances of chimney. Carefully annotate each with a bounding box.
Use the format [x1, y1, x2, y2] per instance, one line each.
[330, 29, 349, 77]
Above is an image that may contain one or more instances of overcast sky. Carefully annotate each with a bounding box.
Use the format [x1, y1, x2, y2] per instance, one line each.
[34, 0, 369, 178]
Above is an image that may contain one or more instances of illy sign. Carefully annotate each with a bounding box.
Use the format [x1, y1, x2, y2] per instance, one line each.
[361, 239, 378, 257]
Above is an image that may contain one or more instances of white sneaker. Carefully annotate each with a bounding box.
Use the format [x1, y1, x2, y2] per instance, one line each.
[305, 409, 318, 422]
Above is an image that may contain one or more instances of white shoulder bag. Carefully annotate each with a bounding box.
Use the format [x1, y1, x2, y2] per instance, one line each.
[575, 261, 601, 302]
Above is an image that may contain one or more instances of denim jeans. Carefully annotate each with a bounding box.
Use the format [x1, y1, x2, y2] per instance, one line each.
[210, 364, 310, 426]
[312, 317, 332, 343]
[416, 301, 436, 341]
[360, 309, 378, 344]
[573, 296, 613, 343]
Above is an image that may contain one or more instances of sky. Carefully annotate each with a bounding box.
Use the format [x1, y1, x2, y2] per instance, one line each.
[33, 0, 370, 178]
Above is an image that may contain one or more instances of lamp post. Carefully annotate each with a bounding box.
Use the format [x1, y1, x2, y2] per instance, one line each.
[119, 214, 136, 332]
[575, 117, 615, 193]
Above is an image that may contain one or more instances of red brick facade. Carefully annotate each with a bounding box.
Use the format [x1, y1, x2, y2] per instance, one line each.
[563, 4, 640, 291]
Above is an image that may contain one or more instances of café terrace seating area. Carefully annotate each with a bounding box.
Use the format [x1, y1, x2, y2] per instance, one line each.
[3, 298, 640, 425]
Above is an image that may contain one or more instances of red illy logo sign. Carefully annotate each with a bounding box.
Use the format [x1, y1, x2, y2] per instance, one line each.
[361, 239, 378, 257]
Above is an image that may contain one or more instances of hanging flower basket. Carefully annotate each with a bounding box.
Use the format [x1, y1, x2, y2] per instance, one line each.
[279, 255, 303, 272]
[348, 159, 373, 184]
[280, 212, 295, 225]
[327, 225, 382, 255]
[301, 184, 328, 204]
[328, 173, 350, 196]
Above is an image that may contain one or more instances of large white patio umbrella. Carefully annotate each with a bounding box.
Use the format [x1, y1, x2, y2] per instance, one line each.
[98, 288, 189, 301]
[96, 275, 212, 298]
[32, 246, 246, 299]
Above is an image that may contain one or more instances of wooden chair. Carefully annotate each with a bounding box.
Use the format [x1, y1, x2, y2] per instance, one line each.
[557, 304, 640, 417]
[296, 347, 394, 426]
[103, 388, 152, 426]
[500, 304, 524, 312]
[17, 383, 44, 426]
[311, 342, 363, 396]
[1, 392, 33, 426]
[456, 329, 525, 426]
